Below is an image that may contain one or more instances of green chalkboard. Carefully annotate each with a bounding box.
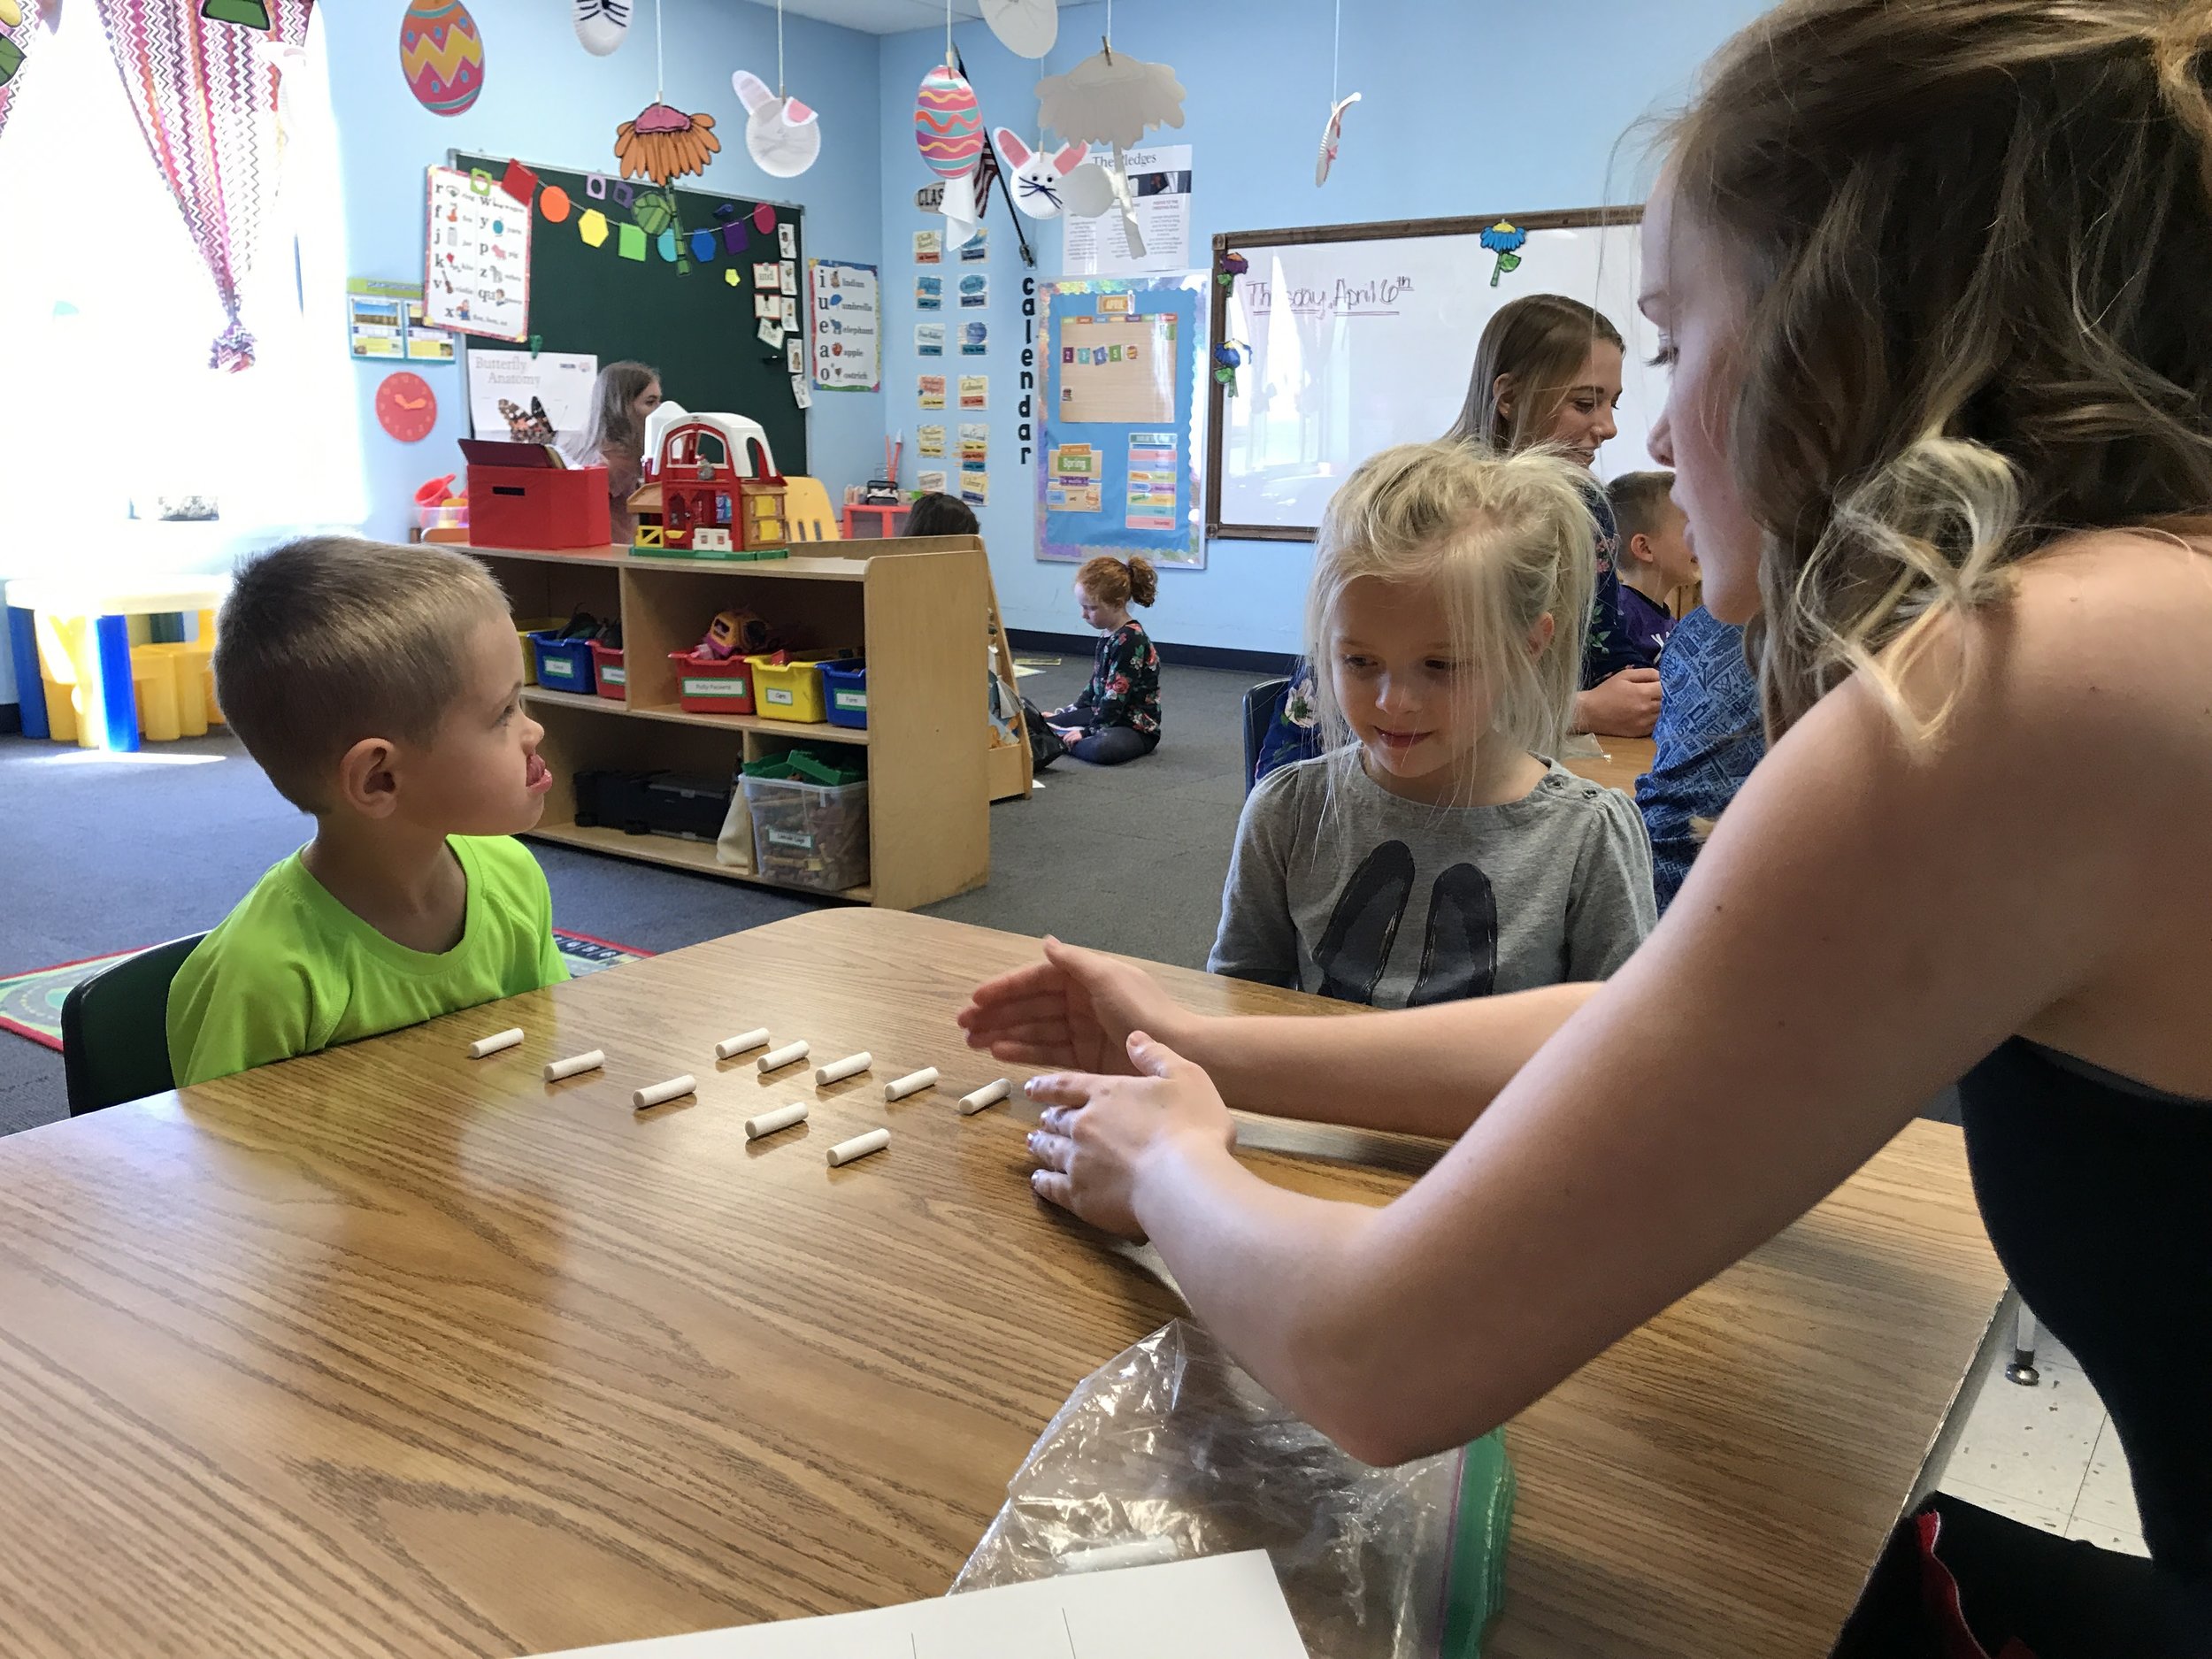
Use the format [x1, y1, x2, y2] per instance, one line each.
[450, 151, 807, 474]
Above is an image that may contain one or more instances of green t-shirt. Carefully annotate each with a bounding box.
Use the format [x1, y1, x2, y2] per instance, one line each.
[166, 835, 569, 1087]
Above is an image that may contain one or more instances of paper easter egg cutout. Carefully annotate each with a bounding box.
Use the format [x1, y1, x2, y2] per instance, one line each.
[733, 70, 821, 179]
[398, 0, 486, 117]
[995, 129, 1089, 219]
[914, 61, 983, 181]
[978, 0, 1056, 58]
[573, 0, 627, 56]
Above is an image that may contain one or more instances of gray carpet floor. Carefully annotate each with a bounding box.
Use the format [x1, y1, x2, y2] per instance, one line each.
[0, 659, 1264, 1135]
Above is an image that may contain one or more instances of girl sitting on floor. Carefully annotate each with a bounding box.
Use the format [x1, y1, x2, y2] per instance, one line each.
[1047, 556, 1162, 766]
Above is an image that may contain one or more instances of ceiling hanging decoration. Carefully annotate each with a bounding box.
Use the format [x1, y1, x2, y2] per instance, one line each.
[732, 1, 817, 178]
[612, 0, 717, 184]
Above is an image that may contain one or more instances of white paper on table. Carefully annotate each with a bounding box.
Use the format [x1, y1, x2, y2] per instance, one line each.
[534, 1551, 1309, 1657]
[1061, 143, 1190, 276]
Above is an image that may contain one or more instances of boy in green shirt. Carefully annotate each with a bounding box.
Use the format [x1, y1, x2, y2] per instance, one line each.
[167, 537, 567, 1087]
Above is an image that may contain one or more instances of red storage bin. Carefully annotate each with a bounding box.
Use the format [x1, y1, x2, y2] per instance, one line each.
[589, 641, 626, 702]
[461, 439, 612, 550]
[667, 649, 757, 714]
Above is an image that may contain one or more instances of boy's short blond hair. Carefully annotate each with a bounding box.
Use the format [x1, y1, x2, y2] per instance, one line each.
[215, 536, 509, 811]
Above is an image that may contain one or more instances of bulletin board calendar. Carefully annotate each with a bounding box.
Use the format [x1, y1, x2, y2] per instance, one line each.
[423, 165, 532, 343]
[1035, 275, 1207, 569]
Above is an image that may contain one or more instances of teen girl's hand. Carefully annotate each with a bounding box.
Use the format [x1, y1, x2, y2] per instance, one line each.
[1575, 667, 1663, 737]
[1025, 1032, 1238, 1238]
[957, 935, 1192, 1074]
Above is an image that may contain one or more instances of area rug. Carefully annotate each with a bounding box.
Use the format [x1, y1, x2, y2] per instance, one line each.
[0, 930, 652, 1053]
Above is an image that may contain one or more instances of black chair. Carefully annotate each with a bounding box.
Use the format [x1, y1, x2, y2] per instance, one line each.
[60, 933, 206, 1115]
[1240, 677, 1292, 794]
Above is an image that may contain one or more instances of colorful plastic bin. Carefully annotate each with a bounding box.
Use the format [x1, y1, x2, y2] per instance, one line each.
[514, 617, 564, 685]
[668, 649, 756, 715]
[819, 659, 868, 730]
[588, 641, 627, 702]
[528, 630, 598, 695]
[748, 649, 856, 725]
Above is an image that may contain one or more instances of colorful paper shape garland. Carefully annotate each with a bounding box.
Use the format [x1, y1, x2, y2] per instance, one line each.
[733, 69, 819, 179]
[572, 0, 626, 56]
[397, 0, 485, 118]
[994, 130, 1087, 219]
[614, 102, 720, 185]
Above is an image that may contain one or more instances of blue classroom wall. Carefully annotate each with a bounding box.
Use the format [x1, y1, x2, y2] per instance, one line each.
[876, 0, 1770, 653]
[323, 0, 887, 544]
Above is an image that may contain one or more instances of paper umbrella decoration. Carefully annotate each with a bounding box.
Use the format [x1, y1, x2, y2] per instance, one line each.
[572, 0, 627, 55]
[993, 130, 1088, 219]
[914, 59, 987, 248]
[614, 101, 720, 185]
[733, 69, 819, 178]
[977, 0, 1056, 58]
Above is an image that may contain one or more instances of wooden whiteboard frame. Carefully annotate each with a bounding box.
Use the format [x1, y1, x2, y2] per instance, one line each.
[1203, 206, 1642, 542]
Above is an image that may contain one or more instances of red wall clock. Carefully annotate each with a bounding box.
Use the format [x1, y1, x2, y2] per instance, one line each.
[376, 371, 438, 442]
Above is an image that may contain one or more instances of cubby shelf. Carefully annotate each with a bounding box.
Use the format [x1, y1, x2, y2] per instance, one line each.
[473, 536, 1020, 910]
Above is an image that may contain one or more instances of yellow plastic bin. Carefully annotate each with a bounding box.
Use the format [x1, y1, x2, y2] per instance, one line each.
[135, 642, 211, 739]
[515, 618, 565, 686]
[747, 649, 856, 725]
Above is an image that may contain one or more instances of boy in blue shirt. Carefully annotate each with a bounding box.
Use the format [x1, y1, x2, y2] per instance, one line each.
[167, 537, 567, 1086]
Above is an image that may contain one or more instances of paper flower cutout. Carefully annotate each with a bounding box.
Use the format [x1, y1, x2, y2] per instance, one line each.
[978, 0, 1056, 58]
[995, 129, 1087, 219]
[733, 70, 820, 178]
[573, 0, 626, 56]
[1036, 48, 1185, 149]
[614, 102, 719, 185]
[1480, 220, 1528, 287]
[1316, 92, 1359, 186]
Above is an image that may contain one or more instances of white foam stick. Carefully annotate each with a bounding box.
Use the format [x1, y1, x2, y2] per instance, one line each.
[469, 1028, 523, 1058]
[826, 1126, 890, 1166]
[757, 1040, 810, 1073]
[884, 1066, 940, 1102]
[632, 1074, 697, 1110]
[813, 1050, 872, 1086]
[744, 1102, 810, 1141]
[715, 1027, 772, 1060]
[542, 1049, 605, 1082]
[958, 1078, 1011, 1116]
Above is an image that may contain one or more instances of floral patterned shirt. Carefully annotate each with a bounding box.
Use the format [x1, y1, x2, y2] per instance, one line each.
[1050, 620, 1161, 737]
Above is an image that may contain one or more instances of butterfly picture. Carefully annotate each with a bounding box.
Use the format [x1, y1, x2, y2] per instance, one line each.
[499, 396, 557, 443]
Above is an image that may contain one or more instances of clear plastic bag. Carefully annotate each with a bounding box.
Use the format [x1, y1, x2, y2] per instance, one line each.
[952, 1320, 1514, 1658]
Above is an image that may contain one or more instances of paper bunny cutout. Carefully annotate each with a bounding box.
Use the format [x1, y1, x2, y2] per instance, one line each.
[994, 129, 1090, 219]
[733, 69, 821, 179]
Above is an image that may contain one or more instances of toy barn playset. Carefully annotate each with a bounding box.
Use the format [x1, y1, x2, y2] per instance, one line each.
[626, 411, 791, 560]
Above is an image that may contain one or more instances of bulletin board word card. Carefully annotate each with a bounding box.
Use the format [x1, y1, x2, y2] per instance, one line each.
[424, 165, 533, 342]
[1035, 274, 1207, 569]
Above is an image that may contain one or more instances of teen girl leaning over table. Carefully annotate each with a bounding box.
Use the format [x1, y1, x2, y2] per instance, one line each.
[1254, 295, 1658, 782]
[964, 3, 2212, 1649]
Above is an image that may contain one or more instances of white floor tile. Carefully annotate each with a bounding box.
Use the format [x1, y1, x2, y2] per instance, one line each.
[1940, 1479, 2069, 1535]
[1939, 1350, 2104, 1514]
[2071, 1416, 2144, 1535]
[2062, 1515, 2150, 1557]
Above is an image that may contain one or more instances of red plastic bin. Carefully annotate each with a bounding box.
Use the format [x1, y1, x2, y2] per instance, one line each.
[667, 649, 756, 715]
[589, 641, 627, 702]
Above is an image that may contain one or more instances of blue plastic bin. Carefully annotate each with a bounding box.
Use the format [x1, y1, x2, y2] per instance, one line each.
[820, 658, 868, 729]
[528, 630, 598, 695]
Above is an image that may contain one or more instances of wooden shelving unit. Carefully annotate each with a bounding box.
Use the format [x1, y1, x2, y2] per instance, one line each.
[469, 538, 994, 910]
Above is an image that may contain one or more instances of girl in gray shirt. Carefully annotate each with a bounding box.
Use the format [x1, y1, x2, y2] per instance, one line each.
[1210, 442, 1655, 1007]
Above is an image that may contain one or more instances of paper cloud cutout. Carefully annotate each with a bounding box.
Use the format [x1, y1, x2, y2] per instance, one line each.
[733, 69, 821, 179]
[1035, 48, 1186, 149]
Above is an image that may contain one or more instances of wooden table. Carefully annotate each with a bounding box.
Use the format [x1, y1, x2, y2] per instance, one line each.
[1562, 733, 1655, 795]
[0, 910, 2002, 1657]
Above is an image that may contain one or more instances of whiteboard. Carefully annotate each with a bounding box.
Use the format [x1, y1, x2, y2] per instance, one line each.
[1206, 211, 1664, 538]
